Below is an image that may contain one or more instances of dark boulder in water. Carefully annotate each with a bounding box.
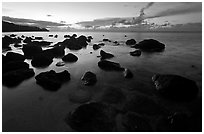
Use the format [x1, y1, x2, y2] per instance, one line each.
[6, 52, 25, 62]
[62, 53, 78, 62]
[30, 40, 52, 47]
[60, 36, 86, 50]
[64, 35, 70, 38]
[87, 36, 93, 39]
[98, 60, 124, 71]
[152, 74, 198, 101]
[93, 44, 101, 50]
[2, 35, 21, 50]
[34, 36, 43, 40]
[130, 50, 141, 56]
[35, 70, 70, 91]
[14, 43, 22, 48]
[23, 37, 34, 43]
[54, 35, 58, 38]
[81, 71, 97, 86]
[103, 38, 111, 42]
[3, 61, 29, 74]
[10, 34, 17, 37]
[3, 68, 35, 87]
[48, 35, 53, 37]
[22, 44, 43, 59]
[100, 50, 114, 59]
[134, 39, 165, 52]
[31, 53, 53, 67]
[65, 102, 118, 132]
[43, 45, 65, 58]
[126, 39, 136, 45]
[98, 43, 105, 46]
[123, 68, 133, 78]
[122, 112, 152, 132]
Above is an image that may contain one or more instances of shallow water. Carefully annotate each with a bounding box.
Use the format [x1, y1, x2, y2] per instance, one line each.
[2, 31, 202, 131]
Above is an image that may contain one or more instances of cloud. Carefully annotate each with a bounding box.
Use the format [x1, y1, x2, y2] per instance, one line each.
[145, 3, 201, 19]
[2, 16, 66, 28]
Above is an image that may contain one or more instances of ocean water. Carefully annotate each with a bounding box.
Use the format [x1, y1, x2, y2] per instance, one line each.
[2, 31, 202, 131]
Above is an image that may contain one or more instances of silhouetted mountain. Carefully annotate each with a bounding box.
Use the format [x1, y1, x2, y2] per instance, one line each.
[2, 21, 49, 32]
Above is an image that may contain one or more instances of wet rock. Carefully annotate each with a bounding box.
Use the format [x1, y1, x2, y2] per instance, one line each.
[49, 35, 53, 37]
[56, 61, 65, 67]
[65, 102, 118, 131]
[152, 74, 198, 101]
[68, 90, 92, 103]
[100, 50, 114, 59]
[35, 36, 43, 40]
[125, 35, 127, 37]
[31, 53, 53, 67]
[103, 39, 111, 42]
[64, 35, 70, 38]
[100, 87, 126, 104]
[81, 71, 97, 86]
[14, 43, 22, 47]
[3, 61, 29, 74]
[21, 35, 25, 38]
[123, 94, 165, 116]
[3, 68, 35, 87]
[35, 70, 70, 91]
[2, 35, 21, 50]
[23, 37, 34, 43]
[22, 44, 43, 59]
[98, 43, 105, 46]
[87, 36, 93, 39]
[93, 44, 101, 50]
[60, 36, 85, 50]
[130, 50, 141, 56]
[10, 34, 17, 37]
[134, 39, 165, 52]
[123, 68, 133, 78]
[126, 39, 136, 45]
[98, 60, 124, 71]
[6, 52, 25, 62]
[54, 35, 58, 38]
[62, 53, 78, 62]
[72, 34, 77, 38]
[44, 45, 65, 58]
[122, 112, 152, 132]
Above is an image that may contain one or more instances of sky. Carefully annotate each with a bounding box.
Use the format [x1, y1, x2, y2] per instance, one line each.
[2, 2, 202, 31]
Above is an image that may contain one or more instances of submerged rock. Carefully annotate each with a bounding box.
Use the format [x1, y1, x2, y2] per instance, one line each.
[22, 44, 43, 59]
[35, 70, 70, 91]
[126, 39, 136, 45]
[100, 50, 114, 59]
[93, 44, 101, 50]
[3, 68, 35, 87]
[65, 102, 118, 131]
[123, 68, 133, 78]
[81, 71, 97, 86]
[98, 60, 124, 71]
[130, 50, 141, 56]
[56, 61, 65, 67]
[135, 39, 165, 52]
[152, 74, 198, 101]
[122, 112, 152, 132]
[31, 53, 53, 67]
[62, 53, 78, 62]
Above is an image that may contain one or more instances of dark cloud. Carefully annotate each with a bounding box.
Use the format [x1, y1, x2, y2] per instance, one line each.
[2, 16, 66, 28]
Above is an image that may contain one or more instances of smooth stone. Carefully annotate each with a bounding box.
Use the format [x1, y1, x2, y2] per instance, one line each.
[34, 36, 43, 40]
[3, 61, 29, 74]
[56, 61, 65, 67]
[35, 70, 70, 91]
[123, 68, 133, 78]
[62, 53, 78, 62]
[100, 50, 114, 59]
[130, 50, 141, 56]
[98, 43, 105, 46]
[6, 52, 25, 62]
[98, 60, 124, 71]
[22, 44, 43, 59]
[65, 102, 118, 132]
[93, 44, 101, 50]
[152, 74, 198, 101]
[81, 71, 97, 86]
[31, 53, 53, 67]
[126, 39, 136, 45]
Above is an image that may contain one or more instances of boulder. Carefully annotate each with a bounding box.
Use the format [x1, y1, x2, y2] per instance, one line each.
[126, 39, 136, 45]
[3, 68, 35, 87]
[10, 34, 17, 37]
[31, 53, 53, 67]
[135, 39, 165, 52]
[23, 37, 34, 43]
[44, 45, 65, 58]
[122, 112, 152, 132]
[64, 35, 70, 38]
[152, 74, 198, 101]
[93, 44, 101, 50]
[130, 50, 141, 56]
[2, 35, 21, 50]
[123, 68, 133, 78]
[98, 43, 105, 46]
[54, 35, 58, 38]
[81, 71, 97, 86]
[30, 40, 52, 47]
[87, 36, 93, 39]
[100, 50, 114, 59]
[35, 70, 70, 91]
[49, 35, 53, 37]
[65, 102, 118, 131]
[61, 38, 82, 50]
[3, 61, 29, 74]
[6, 52, 25, 62]
[98, 60, 124, 71]
[62, 53, 78, 62]
[103, 39, 111, 42]
[22, 44, 43, 59]
[14, 43, 22, 48]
